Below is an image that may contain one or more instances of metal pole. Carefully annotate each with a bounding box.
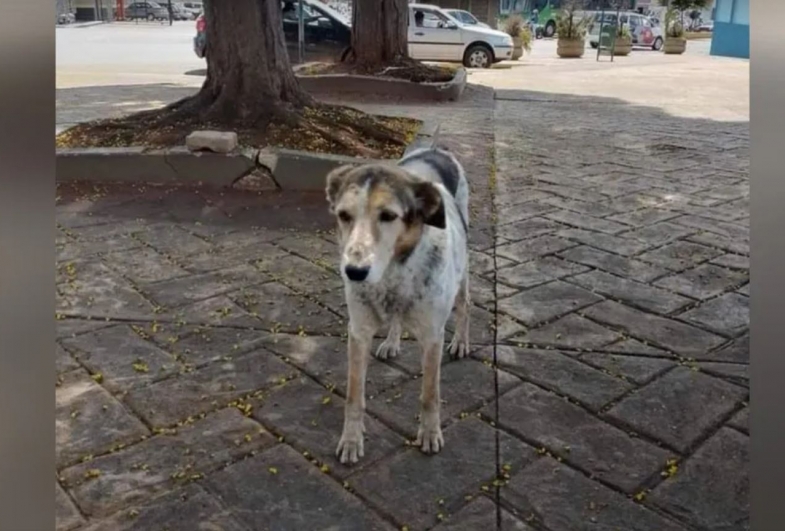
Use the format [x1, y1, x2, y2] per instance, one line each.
[596, 6, 605, 60]
[169, 0, 173, 25]
[298, 1, 305, 64]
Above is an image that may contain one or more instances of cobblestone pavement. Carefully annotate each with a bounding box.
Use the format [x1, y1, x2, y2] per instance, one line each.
[56, 83, 748, 530]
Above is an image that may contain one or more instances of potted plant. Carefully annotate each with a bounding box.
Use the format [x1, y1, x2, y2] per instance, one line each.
[613, 23, 633, 56]
[663, 6, 687, 54]
[556, 1, 589, 58]
[504, 15, 533, 60]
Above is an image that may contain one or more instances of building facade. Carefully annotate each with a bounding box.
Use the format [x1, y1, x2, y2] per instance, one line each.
[710, 0, 749, 58]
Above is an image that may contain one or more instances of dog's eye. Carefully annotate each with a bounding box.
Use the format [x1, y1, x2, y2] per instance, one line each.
[337, 211, 353, 224]
[379, 210, 398, 223]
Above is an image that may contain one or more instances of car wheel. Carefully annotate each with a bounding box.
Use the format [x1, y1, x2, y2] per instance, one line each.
[147, 13, 156, 21]
[653, 37, 663, 51]
[544, 21, 556, 38]
[463, 44, 493, 69]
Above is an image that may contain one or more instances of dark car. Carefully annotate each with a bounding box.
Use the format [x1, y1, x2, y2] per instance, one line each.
[125, 1, 169, 21]
[193, 0, 351, 64]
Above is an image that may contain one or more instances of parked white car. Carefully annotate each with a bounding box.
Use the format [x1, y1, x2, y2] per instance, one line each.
[409, 3, 513, 68]
[588, 11, 664, 51]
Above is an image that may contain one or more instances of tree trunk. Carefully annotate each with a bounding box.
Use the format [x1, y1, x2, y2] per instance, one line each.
[350, 0, 409, 67]
[193, 0, 312, 124]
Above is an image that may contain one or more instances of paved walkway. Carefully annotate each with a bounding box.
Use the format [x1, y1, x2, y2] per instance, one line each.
[56, 62, 748, 531]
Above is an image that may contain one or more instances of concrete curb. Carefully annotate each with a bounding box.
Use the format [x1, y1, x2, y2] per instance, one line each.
[295, 68, 467, 102]
[55, 120, 440, 191]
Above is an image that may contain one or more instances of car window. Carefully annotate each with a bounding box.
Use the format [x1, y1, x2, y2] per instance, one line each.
[412, 9, 452, 28]
[641, 17, 651, 27]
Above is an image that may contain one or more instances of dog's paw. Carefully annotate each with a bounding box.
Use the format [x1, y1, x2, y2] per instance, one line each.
[416, 422, 444, 454]
[336, 425, 365, 464]
[447, 336, 470, 359]
[374, 339, 400, 360]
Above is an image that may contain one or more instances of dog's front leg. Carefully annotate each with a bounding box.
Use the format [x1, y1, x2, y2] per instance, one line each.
[336, 329, 373, 464]
[416, 331, 445, 454]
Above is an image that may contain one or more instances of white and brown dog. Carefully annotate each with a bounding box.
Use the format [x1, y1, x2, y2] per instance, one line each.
[325, 148, 470, 464]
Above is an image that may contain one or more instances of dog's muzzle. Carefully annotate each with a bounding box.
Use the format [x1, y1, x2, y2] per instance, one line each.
[344, 265, 370, 282]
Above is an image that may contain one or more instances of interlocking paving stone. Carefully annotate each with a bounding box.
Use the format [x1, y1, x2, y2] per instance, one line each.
[254, 250, 344, 294]
[568, 270, 692, 315]
[470, 274, 518, 308]
[545, 210, 629, 234]
[56, 482, 85, 531]
[577, 353, 676, 385]
[57, 342, 80, 374]
[132, 223, 213, 257]
[710, 334, 749, 363]
[495, 235, 578, 264]
[469, 250, 513, 276]
[558, 245, 668, 283]
[497, 217, 565, 243]
[484, 382, 669, 492]
[728, 407, 749, 433]
[540, 196, 623, 218]
[260, 334, 409, 399]
[498, 281, 604, 328]
[678, 292, 749, 336]
[654, 263, 747, 300]
[607, 207, 681, 227]
[57, 260, 156, 320]
[367, 360, 519, 437]
[711, 253, 750, 270]
[737, 282, 750, 296]
[606, 367, 747, 452]
[475, 346, 631, 410]
[61, 325, 180, 392]
[57, 318, 114, 339]
[430, 496, 534, 530]
[185, 241, 287, 273]
[512, 313, 621, 350]
[557, 228, 653, 257]
[651, 428, 749, 530]
[124, 349, 294, 428]
[698, 362, 749, 386]
[160, 294, 261, 328]
[452, 304, 526, 344]
[637, 240, 724, 272]
[583, 300, 726, 356]
[351, 418, 535, 530]
[253, 375, 403, 479]
[141, 264, 265, 309]
[56, 370, 149, 468]
[497, 257, 588, 289]
[604, 337, 669, 356]
[150, 324, 270, 368]
[687, 231, 749, 255]
[233, 282, 345, 335]
[207, 444, 396, 531]
[103, 246, 189, 284]
[497, 200, 558, 225]
[78, 484, 250, 531]
[61, 409, 275, 517]
[502, 458, 688, 531]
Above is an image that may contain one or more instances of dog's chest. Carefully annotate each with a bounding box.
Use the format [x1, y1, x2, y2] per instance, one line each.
[355, 281, 417, 319]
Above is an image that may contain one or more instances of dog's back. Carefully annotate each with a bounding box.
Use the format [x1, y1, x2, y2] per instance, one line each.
[397, 148, 470, 229]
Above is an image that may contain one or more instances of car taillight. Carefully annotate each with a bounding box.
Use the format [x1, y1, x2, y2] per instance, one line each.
[196, 16, 205, 32]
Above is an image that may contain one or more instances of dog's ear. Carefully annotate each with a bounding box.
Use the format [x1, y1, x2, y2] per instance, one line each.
[325, 165, 354, 211]
[413, 181, 446, 229]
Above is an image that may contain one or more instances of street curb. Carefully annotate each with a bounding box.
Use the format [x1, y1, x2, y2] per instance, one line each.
[55, 120, 440, 191]
[295, 68, 467, 102]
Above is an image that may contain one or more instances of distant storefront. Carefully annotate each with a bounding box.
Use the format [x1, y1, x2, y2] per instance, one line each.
[69, 0, 114, 22]
[710, 0, 749, 59]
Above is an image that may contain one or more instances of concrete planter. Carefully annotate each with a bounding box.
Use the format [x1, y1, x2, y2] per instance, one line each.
[613, 36, 633, 56]
[557, 38, 586, 58]
[663, 37, 687, 54]
[295, 68, 467, 102]
[55, 121, 440, 191]
[512, 36, 524, 60]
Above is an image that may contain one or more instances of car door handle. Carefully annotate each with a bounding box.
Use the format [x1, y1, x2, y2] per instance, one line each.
[415, 32, 424, 36]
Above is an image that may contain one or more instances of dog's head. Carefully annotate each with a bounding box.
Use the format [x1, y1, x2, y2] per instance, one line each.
[325, 163, 445, 284]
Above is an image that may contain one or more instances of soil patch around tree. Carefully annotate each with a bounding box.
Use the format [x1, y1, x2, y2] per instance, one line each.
[56, 103, 421, 159]
[299, 58, 458, 84]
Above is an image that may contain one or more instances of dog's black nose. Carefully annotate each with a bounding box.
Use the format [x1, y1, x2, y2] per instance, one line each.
[344, 265, 370, 282]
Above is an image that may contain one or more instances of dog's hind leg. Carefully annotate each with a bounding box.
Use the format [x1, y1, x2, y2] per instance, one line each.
[448, 273, 471, 359]
[375, 317, 402, 359]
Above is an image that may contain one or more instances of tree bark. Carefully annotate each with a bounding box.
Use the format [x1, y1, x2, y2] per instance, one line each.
[192, 0, 312, 124]
[350, 0, 409, 67]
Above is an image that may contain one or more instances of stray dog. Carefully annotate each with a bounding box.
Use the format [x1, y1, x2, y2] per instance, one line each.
[325, 148, 470, 464]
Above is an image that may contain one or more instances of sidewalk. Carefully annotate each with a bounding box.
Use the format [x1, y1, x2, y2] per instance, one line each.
[56, 63, 748, 531]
